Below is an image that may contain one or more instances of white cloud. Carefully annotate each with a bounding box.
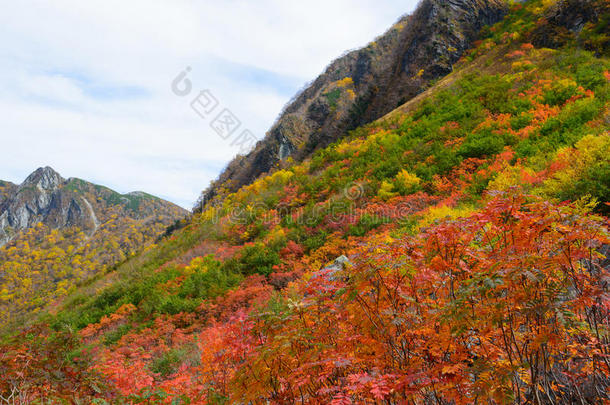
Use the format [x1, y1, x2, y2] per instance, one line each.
[17, 74, 86, 105]
[0, 0, 419, 209]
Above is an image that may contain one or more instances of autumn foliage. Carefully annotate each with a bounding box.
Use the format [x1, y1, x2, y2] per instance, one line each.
[0, 0, 609, 403]
[230, 194, 609, 403]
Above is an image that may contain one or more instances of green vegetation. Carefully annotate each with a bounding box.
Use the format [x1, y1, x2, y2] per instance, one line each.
[324, 88, 342, 109]
[2, 0, 609, 403]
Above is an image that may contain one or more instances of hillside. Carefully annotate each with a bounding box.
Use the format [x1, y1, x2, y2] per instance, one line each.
[0, 167, 187, 328]
[198, 0, 509, 207]
[1, 0, 609, 404]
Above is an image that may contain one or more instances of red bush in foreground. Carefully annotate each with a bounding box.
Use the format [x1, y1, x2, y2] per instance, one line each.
[231, 195, 609, 403]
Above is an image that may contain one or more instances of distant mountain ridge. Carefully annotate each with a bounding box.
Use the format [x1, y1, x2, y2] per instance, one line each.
[0, 166, 186, 246]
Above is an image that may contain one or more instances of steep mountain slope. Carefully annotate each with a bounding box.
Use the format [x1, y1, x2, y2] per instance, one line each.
[0, 167, 187, 328]
[0, 180, 16, 204]
[199, 0, 509, 206]
[1, 0, 609, 404]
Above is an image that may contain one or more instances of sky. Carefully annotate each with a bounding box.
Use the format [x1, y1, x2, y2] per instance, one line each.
[0, 0, 419, 209]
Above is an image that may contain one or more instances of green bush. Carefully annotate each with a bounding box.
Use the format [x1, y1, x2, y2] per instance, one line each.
[221, 243, 281, 277]
[558, 162, 610, 215]
[543, 80, 580, 106]
[103, 323, 132, 346]
[239, 243, 280, 276]
[458, 133, 505, 158]
[157, 296, 198, 315]
[179, 256, 242, 299]
[510, 113, 533, 130]
[347, 214, 387, 237]
[326, 88, 341, 107]
[303, 231, 328, 253]
[151, 348, 187, 377]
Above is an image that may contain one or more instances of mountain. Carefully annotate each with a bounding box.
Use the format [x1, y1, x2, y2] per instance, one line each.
[199, 0, 509, 206]
[1, 0, 609, 403]
[0, 167, 187, 327]
[0, 167, 185, 246]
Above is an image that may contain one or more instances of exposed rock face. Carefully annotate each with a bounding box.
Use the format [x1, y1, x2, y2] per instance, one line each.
[530, 0, 610, 50]
[24, 166, 63, 191]
[307, 255, 353, 290]
[0, 167, 187, 246]
[198, 0, 508, 208]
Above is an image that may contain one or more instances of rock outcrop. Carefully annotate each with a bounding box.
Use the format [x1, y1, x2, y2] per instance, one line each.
[530, 0, 610, 50]
[198, 0, 509, 208]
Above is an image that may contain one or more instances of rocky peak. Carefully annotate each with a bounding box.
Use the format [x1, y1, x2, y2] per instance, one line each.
[0, 168, 186, 247]
[21, 166, 64, 191]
